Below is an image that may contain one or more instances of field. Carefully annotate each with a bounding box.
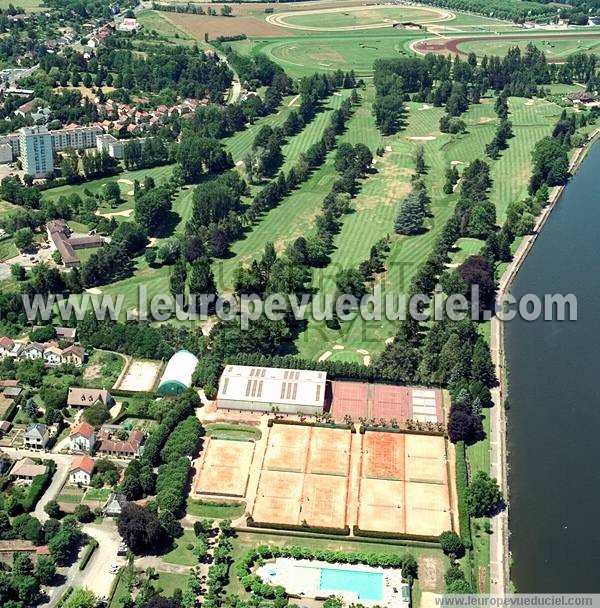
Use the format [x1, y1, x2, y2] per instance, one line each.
[0, 0, 43, 11]
[192, 437, 255, 498]
[115, 359, 162, 392]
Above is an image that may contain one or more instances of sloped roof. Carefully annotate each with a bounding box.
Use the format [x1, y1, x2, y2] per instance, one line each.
[70, 455, 95, 475]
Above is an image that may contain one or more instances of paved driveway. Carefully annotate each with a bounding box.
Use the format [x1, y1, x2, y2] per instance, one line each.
[79, 520, 124, 598]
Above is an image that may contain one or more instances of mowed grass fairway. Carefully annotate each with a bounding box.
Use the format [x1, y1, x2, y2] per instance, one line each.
[293, 92, 565, 359]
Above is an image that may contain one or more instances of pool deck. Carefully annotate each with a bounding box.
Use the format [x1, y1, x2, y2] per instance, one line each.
[257, 557, 410, 607]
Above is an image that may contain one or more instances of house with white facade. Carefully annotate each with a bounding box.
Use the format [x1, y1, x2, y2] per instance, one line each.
[69, 455, 95, 485]
[20, 343, 44, 360]
[23, 424, 49, 450]
[69, 422, 96, 453]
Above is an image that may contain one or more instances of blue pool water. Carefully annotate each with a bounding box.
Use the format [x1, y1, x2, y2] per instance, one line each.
[319, 567, 384, 601]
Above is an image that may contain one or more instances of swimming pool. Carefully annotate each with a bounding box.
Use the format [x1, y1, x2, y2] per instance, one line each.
[319, 567, 384, 601]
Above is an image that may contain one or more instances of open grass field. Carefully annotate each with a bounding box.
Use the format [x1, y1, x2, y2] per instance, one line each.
[0, 0, 43, 11]
[229, 31, 420, 78]
[136, 8, 197, 45]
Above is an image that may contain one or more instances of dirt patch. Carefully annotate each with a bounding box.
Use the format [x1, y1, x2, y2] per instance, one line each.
[419, 556, 445, 591]
[408, 135, 437, 141]
[309, 50, 345, 63]
[166, 12, 290, 38]
[116, 359, 161, 392]
[83, 364, 103, 383]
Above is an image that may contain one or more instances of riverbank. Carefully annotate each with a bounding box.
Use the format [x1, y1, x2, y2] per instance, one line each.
[488, 126, 600, 594]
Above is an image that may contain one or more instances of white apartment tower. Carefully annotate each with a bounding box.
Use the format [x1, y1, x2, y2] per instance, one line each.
[19, 126, 53, 178]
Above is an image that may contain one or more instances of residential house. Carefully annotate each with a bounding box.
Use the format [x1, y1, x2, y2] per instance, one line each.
[10, 457, 47, 482]
[69, 455, 95, 485]
[67, 388, 113, 409]
[20, 343, 44, 361]
[0, 337, 18, 358]
[97, 428, 144, 460]
[0, 421, 12, 437]
[56, 327, 76, 342]
[69, 421, 96, 453]
[61, 345, 85, 367]
[23, 424, 49, 450]
[2, 387, 21, 399]
[103, 493, 127, 517]
[43, 345, 63, 366]
[0, 541, 49, 566]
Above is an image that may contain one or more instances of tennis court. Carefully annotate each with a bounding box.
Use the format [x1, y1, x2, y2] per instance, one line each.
[252, 470, 304, 525]
[362, 431, 405, 480]
[263, 424, 311, 472]
[193, 438, 254, 498]
[307, 426, 351, 476]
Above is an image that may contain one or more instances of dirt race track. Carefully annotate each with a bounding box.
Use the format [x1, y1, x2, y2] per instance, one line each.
[266, 4, 454, 32]
[412, 31, 600, 60]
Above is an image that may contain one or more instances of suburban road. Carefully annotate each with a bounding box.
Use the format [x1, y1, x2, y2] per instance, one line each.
[3, 447, 71, 522]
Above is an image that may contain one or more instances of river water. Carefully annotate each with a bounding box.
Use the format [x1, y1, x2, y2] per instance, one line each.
[505, 140, 600, 591]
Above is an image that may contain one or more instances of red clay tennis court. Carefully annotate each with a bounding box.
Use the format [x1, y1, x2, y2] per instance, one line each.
[307, 427, 351, 476]
[193, 438, 254, 498]
[329, 381, 369, 419]
[362, 431, 405, 480]
[372, 384, 412, 420]
[263, 424, 311, 472]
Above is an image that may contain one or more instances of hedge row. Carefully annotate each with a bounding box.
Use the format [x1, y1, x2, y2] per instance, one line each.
[360, 425, 444, 437]
[246, 517, 350, 537]
[78, 538, 99, 571]
[22, 461, 56, 513]
[54, 587, 73, 608]
[353, 525, 439, 544]
[268, 418, 354, 432]
[455, 441, 472, 550]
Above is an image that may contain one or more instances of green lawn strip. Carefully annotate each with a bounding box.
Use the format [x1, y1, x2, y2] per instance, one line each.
[226, 530, 446, 598]
[108, 570, 130, 608]
[449, 238, 485, 266]
[186, 498, 246, 519]
[161, 530, 197, 566]
[205, 422, 261, 440]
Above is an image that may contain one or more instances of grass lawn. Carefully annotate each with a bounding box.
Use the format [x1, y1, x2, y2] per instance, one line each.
[0, 238, 17, 262]
[227, 531, 447, 598]
[161, 530, 197, 566]
[0, 0, 43, 11]
[186, 499, 246, 519]
[449, 238, 484, 266]
[84, 487, 111, 502]
[231, 30, 424, 78]
[155, 572, 189, 597]
[205, 422, 261, 440]
[57, 486, 85, 504]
